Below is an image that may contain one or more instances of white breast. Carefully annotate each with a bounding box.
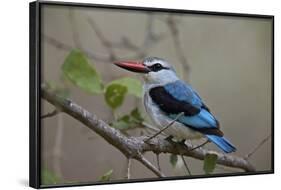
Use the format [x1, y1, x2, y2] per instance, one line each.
[143, 85, 202, 140]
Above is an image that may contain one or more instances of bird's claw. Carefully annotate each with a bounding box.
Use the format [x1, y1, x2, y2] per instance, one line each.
[165, 135, 174, 142]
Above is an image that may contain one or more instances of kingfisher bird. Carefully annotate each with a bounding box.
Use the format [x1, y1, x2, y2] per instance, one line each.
[114, 57, 236, 153]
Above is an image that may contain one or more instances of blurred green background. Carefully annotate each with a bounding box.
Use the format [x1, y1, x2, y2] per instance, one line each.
[40, 4, 272, 185]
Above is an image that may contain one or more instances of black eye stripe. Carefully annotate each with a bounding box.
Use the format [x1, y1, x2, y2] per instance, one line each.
[148, 63, 169, 72]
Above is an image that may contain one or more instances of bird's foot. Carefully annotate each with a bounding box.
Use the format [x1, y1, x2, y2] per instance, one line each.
[165, 135, 174, 142]
[178, 139, 187, 146]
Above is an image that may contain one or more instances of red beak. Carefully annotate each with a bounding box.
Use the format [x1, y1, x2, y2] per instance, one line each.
[114, 61, 150, 73]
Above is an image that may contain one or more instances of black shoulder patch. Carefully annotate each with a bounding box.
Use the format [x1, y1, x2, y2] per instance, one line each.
[149, 86, 200, 116]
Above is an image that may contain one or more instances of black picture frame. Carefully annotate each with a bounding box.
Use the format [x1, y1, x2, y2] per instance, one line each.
[30, 1, 274, 189]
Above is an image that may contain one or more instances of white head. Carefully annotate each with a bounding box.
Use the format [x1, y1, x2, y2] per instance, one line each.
[114, 57, 179, 85]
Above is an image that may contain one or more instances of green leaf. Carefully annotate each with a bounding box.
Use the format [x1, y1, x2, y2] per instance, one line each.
[111, 115, 131, 130]
[111, 108, 144, 130]
[105, 84, 127, 109]
[99, 169, 113, 181]
[108, 77, 142, 98]
[203, 153, 218, 174]
[170, 154, 178, 168]
[62, 50, 103, 94]
[45, 81, 70, 99]
[41, 168, 61, 185]
[130, 108, 144, 122]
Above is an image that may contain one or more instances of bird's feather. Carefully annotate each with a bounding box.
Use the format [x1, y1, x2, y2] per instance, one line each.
[206, 135, 236, 153]
[164, 80, 202, 108]
[149, 80, 223, 136]
[149, 86, 200, 116]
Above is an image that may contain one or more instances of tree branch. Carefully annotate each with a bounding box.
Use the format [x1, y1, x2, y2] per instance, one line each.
[43, 35, 109, 62]
[156, 154, 161, 172]
[137, 154, 165, 177]
[44, 14, 167, 64]
[244, 134, 271, 159]
[180, 155, 191, 175]
[41, 109, 58, 119]
[41, 84, 256, 176]
[166, 16, 190, 74]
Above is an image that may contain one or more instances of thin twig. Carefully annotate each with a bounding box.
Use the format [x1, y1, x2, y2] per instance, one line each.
[245, 134, 271, 159]
[44, 14, 167, 64]
[189, 139, 209, 152]
[180, 155, 191, 175]
[69, 9, 83, 50]
[156, 154, 161, 172]
[41, 109, 58, 119]
[52, 113, 64, 179]
[166, 16, 190, 75]
[145, 112, 184, 142]
[126, 158, 132, 179]
[43, 35, 109, 62]
[86, 17, 117, 61]
[137, 154, 165, 177]
[141, 122, 160, 133]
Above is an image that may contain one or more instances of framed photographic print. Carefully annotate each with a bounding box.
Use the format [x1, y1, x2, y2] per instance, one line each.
[29, 0, 274, 188]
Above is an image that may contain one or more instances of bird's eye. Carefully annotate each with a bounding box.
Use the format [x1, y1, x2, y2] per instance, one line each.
[152, 63, 162, 70]
[148, 63, 168, 72]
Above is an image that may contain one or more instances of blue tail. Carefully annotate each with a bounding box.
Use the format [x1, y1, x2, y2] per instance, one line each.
[206, 135, 236, 153]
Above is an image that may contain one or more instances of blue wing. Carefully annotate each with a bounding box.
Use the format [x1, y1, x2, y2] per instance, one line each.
[149, 80, 221, 135]
[149, 80, 236, 153]
[163, 80, 218, 128]
[163, 80, 202, 108]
